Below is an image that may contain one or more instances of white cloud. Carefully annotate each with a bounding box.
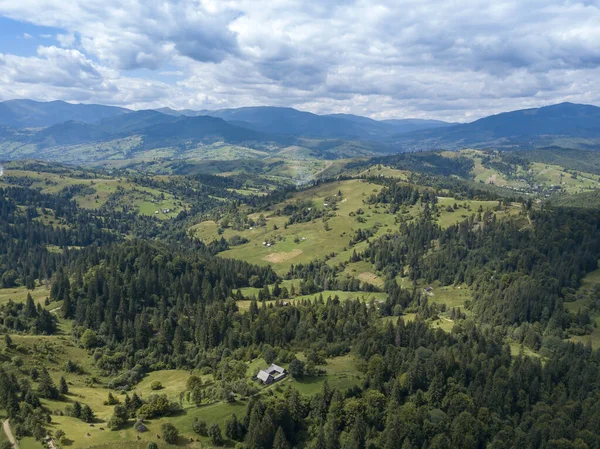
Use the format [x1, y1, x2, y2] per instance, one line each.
[0, 46, 171, 105]
[0, 0, 599, 120]
[56, 33, 76, 47]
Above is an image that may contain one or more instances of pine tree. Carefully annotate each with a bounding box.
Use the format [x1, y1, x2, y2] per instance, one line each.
[24, 293, 36, 319]
[225, 414, 242, 441]
[71, 401, 82, 419]
[81, 404, 94, 423]
[37, 368, 59, 399]
[273, 426, 289, 449]
[108, 404, 129, 430]
[208, 423, 223, 446]
[59, 376, 68, 395]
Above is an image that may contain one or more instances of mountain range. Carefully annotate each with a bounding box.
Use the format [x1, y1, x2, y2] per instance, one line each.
[0, 99, 599, 163]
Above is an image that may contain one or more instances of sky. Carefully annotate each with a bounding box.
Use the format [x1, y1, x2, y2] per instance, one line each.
[0, 0, 599, 122]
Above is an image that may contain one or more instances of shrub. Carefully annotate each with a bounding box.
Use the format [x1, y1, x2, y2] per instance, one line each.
[80, 329, 98, 349]
[161, 422, 179, 444]
[192, 417, 207, 436]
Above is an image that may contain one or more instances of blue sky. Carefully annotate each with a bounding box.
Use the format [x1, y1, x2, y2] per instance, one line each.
[0, 0, 599, 121]
[0, 17, 62, 56]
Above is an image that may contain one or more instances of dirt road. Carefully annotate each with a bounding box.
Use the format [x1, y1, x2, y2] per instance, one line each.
[3, 419, 19, 449]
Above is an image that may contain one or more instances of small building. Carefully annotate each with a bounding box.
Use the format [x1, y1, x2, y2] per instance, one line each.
[257, 364, 287, 385]
[134, 420, 147, 433]
[424, 286, 433, 293]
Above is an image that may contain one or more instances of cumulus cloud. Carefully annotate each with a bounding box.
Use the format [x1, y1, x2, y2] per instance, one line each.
[0, 46, 171, 105]
[0, 0, 599, 120]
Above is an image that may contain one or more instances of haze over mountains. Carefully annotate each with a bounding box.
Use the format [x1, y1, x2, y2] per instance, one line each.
[0, 99, 599, 163]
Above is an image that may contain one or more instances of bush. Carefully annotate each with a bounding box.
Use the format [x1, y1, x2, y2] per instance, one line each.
[161, 422, 179, 444]
[137, 394, 180, 419]
[229, 235, 249, 246]
[150, 381, 163, 390]
[55, 430, 66, 443]
[192, 417, 207, 436]
[147, 443, 158, 449]
[80, 329, 98, 349]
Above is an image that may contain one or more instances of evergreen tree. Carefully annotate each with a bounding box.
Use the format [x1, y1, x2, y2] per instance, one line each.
[81, 404, 94, 423]
[273, 427, 289, 449]
[59, 376, 68, 395]
[208, 423, 223, 446]
[37, 368, 59, 399]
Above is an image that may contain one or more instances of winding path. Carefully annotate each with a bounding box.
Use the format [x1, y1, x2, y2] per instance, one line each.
[3, 419, 19, 449]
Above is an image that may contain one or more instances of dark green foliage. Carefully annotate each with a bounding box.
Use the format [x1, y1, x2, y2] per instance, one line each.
[137, 395, 181, 419]
[161, 422, 179, 444]
[36, 368, 59, 400]
[80, 404, 94, 423]
[550, 190, 600, 209]
[208, 423, 223, 446]
[273, 427, 289, 449]
[104, 392, 119, 405]
[108, 404, 129, 430]
[192, 417, 208, 436]
[59, 376, 68, 395]
[225, 414, 244, 441]
[0, 300, 57, 335]
[289, 359, 305, 379]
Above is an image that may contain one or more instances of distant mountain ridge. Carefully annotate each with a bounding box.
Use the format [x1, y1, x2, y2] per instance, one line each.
[0, 99, 599, 163]
[0, 99, 130, 128]
[392, 102, 600, 150]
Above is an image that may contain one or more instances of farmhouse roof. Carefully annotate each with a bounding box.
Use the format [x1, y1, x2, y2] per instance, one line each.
[267, 364, 285, 374]
[257, 370, 272, 382]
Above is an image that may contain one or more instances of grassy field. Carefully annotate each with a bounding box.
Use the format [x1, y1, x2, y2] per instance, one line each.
[338, 261, 385, 289]
[191, 179, 521, 274]
[191, 179, 399, 274]
[435, 196, 520, 228]
[453, 149, 600, 194]
[425, 282, 471, 309]
[235, 290, 388, 312]
[529, 162, 599, 193]
[0, 285, 51, 307]
[0, 167, 186, 217]
[357, 165, 411, 180]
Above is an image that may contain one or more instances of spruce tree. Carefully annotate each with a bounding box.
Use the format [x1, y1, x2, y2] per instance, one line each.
[273, 427, 289, 449]
[59, 376, 68, 395]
